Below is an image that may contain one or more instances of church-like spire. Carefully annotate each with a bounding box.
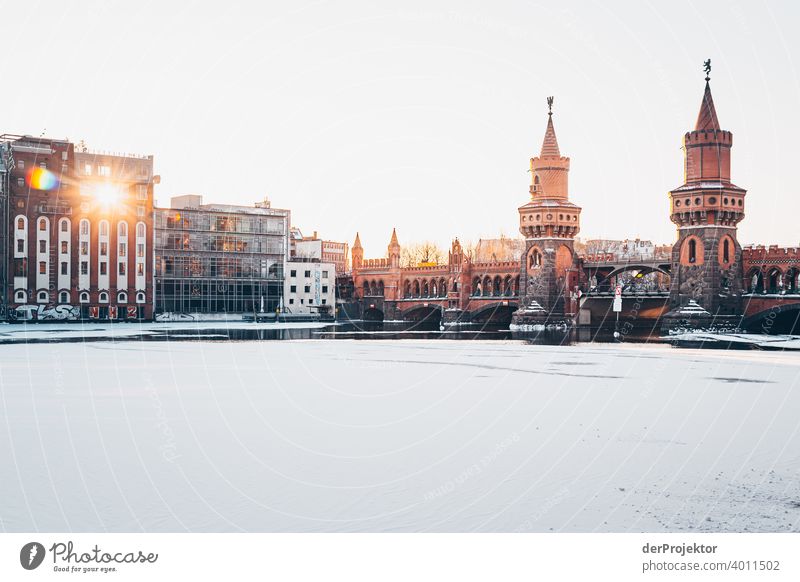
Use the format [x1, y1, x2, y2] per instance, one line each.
[353, 232, 362, 248]
[695, 81, 721, 131]
[389, 227, 399, 247]
[540, 97, 560, 157]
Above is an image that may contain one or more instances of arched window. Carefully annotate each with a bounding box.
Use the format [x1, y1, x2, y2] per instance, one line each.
[39, 218, 47, 231]
[136, 222, 145, 238]
[472, 277, 481, 296]
[37, 291, 48, 303]
[136, 292, 145, 304]
[362, 281, 370, 296]
[16, 217, 25, 230]
[59, 291, 70, 304]
[722, 239, 730, 263]
[99, 292, 109, 303]
[60, 218, 69, 232]
[118, 291, 128, 303]
[529, 249, 542, 269]
[80, 219, 90, 235]
[99, 220, 109, 236]
[15, 290, 27, 303]
[688, 239, 697, 263]
[118, 221, 127, 237]
[79, 292, 90, 303]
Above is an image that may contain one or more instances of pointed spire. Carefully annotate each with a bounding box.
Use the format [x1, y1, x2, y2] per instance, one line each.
[540, 98, 560, 157]
[389, 227, 399, 247]
[695, 80, 720, 131]
[353, 232, 362, 248]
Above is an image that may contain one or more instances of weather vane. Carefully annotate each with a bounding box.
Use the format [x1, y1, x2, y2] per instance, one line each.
[547, 96, 554, 116]
[703, 59, 711, 82]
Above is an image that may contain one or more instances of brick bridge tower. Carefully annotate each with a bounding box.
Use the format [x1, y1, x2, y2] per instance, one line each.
[512, 97, 582, 327]
[665, 63, 747, 328]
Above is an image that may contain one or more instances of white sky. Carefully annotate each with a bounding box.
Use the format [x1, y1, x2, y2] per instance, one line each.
[3, 0, 798, 257]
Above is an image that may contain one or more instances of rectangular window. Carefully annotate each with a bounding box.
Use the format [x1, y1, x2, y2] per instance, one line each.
[137, 206, 145, 217]
[100, 242, 108, 256]
[290, 285, 297, 293]
[61, 241, 68, 254]
[80, 242, 89, 255]
[322, 271, 328, 278]
[17, 239, 24, 252]
[322, 285, 328, 293]
[119, 243, 126, 256]
[60, 262, 67, 275]
[304, 285, 310, 293]
[80, 261, 88, 275]
[137, 244, 144, 258]
[136, 185, 147, 200]
[39, 261, 46, 274]
[136, 263, 144, 276]
[18, 160, 25, 170]
[300, 299, 304, 304]
[84, 164, 92, 175]
[322, 299, 327, 305]
[39, 161, 46, 169]
[309, 299, 314, 305]
[289, 298, 294, 305]
[100, 262, 108, 275]
[17, 177, 24, 187]
[304, 270, 311, 278]
[290, 270, 296, 277]
[39, 240, 46, 253]
[98, 165, 111, 176]
[119, 262, 126, 275]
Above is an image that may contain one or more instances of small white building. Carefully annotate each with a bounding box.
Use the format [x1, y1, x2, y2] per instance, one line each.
[284, 261, 335, 315]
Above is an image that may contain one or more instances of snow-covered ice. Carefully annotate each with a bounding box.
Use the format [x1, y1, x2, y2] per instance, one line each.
[1, 339, 799, 532]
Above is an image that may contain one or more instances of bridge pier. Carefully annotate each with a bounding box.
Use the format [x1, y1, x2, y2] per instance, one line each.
[442, 308, 470, 327]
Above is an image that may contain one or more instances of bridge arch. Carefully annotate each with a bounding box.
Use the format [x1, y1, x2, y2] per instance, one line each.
[363, 306, 384, 322]
[595, 264, 671, 292]
[401, 304, 443, 328]
[470, 302, 519, 325]
[743, 302, 800, 334]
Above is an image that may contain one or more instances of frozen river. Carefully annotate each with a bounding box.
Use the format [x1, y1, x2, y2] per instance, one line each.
[1, 339, 799, 532]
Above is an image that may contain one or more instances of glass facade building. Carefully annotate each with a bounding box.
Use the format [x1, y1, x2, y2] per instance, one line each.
[154, 197, 289, 314]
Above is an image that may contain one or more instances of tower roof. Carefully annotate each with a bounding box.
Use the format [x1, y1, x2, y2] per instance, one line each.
[695, 81, 721, 131]
[353, 232, 362, 248]
[540, 114, 561, 157]
[389, 227, 399, 247]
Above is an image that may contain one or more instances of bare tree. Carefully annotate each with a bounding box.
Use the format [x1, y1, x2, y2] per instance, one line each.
[400, 241, 444, 267]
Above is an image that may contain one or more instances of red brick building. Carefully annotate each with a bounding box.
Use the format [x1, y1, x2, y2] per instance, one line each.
[0, 135, 156, 321]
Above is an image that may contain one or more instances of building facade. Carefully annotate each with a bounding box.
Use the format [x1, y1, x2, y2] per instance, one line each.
[0, 135, 156, 321]
[322, 240, 349, 274]
[284, 261, 335, 314]
[154, 195, 289, 315]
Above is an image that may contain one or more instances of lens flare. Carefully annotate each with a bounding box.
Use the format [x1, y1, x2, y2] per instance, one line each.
[26, 167, 59, 191]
